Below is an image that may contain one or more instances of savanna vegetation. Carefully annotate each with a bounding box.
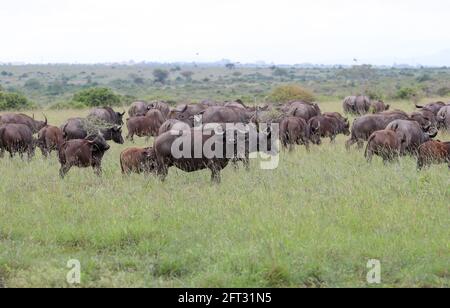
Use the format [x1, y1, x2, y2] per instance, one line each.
[0, 64, 449, 288]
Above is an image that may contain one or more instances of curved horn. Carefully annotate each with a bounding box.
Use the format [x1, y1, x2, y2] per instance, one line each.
[415, 104, 424, 109]
[428, 128, 438, 139]
[43, 114, 48, 125]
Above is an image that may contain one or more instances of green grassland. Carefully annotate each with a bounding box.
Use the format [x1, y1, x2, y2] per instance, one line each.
[0, 99, 448, 288]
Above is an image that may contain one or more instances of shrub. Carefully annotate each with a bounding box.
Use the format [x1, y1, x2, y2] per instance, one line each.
[153, 69, 170, 83]
[272, 68, 289, 77]
[437, 87, 450, 97]
[395, 87, 418, 100]
[72, 87, 122, 107]
[269, 84, 316, 103]
[24, 79, 43, 90]
[0, 91, 35, 110]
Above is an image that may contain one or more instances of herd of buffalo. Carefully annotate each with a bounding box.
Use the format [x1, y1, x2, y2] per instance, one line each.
[0, 95, 449, 182]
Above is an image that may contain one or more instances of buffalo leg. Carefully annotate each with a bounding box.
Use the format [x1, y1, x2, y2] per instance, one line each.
[210, 169, 221, 184]
[345, 138, 356, 150]
[357, 140, 364, 149]
[59, 164, 71, 178]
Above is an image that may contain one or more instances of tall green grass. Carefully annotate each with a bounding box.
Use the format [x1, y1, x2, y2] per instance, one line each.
[0, 100, 448, 287]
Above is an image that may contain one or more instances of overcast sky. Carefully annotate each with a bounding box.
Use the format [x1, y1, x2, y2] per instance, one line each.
[1, 0, 450, 65]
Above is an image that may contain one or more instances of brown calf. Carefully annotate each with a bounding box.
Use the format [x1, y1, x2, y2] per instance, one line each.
[417, 140, 450, 169]
[120, 147, 157, 174]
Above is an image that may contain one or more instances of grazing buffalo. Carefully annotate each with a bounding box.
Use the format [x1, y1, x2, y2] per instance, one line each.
[168, 104, 208, 124]
[409, 112, 433, 130]
[0, 113, 47, 134]
[37, 125, 64, 157]
[128, 101, 149, 117]
[280, 116, 310, 151]
[370, 100, 390, 113]
[158, 119, 191, 136]
[417, 140, 450, 170]
[415, 102, 446, 115]
[288, 101, 322, 122]
[0, 124, 35, 159]
[308, 115, 350, 144]
[154, 126, 236, 183]
[154, 124, 276, 183]
[386, 120, 438, 156]
[198, 106, 255, 124]
[343, 96, 371, 115]
[147, 101, 171, 119]
[323, 112, 348, 123]
[61, 118, 124, 144]
[120, 147, 157, 174]
[365, 130, 402, 163]
[88, 107, 125, 125]
[126, 109, 165, 141]
[437, 106, 450, 130]
[346, 112, 409, 150]
[58, 134, 110, 178]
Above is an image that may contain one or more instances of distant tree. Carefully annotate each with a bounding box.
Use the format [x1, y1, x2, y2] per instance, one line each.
[181, 70, 194, 81]
[225, 63, 236, 70]
[129, 73, 145, 85]
[232, 72, 242, 77]
[153, 69, 170, 83]
[1, 71, 9, 76]
[73, 87, 122, 107]
[269, 84, 315, 103]
[171, 66, 181, 72]
[272, 67, 289, 77]
[24, 79, 43, 90]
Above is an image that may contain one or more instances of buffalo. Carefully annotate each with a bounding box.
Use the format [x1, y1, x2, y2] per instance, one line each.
[386, 120, 438, 156]
[365, 130, 402, 163]
[126, 109, 165, 142]
[288, 101, 322, 122]
[308, 115, 350, 144]
[417, 140, 450, 170]
[61, 118, 124, 144]
[154, 124, 276, 183]
[370, 100, 390, 113]
[147, 101, 171, 119]
[0, 124, 35, 160]
[37, 125, 64, 157]
[437, 106, 450, 130]
[415, 102, 446, 115]
[346, 112, 410, 150]
[88, 107, 125, 125]
[343, 96, 371, 115]
[168, 104, 208, 124]
[58, 134, 110, 178]
[120, 147, 157, 174]
[198, 106, 255, 124]
[128, 101, 150, 117]
[280, 116, 310, 151]
[158, 119, 191, 136]
[0, 113, 47, 134]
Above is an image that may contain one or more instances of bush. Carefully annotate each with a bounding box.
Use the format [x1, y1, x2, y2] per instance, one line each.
[437, 87, 450, 97]
[269, 84, 316, 103]
[24, 79, 43, 90]
[153, 69, 170, 83]
[72, 87, 122, 107]
[0, 91, 35, 110]
[272, 68, 289, 77]
[395, 87, 418, 100]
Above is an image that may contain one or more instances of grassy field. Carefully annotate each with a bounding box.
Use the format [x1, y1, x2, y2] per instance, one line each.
[0, 100, 449, 288]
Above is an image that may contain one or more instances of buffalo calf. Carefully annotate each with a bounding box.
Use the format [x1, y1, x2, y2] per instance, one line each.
[365, 130, 402, 163]
[37, 125, 64, 157]
[417, 141, 450, 170]
[120, 147, 157, 174]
